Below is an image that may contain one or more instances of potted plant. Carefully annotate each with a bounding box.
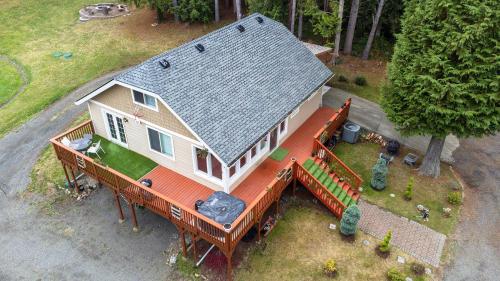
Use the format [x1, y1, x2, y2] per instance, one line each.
[196, 148, 209, 159]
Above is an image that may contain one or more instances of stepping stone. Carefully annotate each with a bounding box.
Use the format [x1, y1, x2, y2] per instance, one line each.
[397, 256, 405, 264]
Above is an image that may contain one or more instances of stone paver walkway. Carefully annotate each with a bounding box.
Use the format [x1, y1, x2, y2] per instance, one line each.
[357, 200, 446, 267]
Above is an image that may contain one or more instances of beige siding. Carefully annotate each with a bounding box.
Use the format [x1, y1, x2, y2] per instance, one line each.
[88, 101, 224, 192]
[93, 85, 196, 140]
[227, 87, 323, 192]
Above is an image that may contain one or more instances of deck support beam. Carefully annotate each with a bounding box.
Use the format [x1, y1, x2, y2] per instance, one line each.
[61, 162, 71, 190]
[226, 253, 233, 281]
[192, 234, 198, 263]
[128, 201, 139, 231]
[69, 167, 79, 193]
[114, 190, 125, 223]
[180, 229, 188, 257]
[292, 178, 297, 197]
[257, 216, 263, 242]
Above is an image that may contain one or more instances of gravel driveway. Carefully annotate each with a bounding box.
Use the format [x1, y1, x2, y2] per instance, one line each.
[0, 71, 180, 281]
[443, 134, 500, 281]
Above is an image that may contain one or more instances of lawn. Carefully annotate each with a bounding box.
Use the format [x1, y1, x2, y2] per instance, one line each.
[329, 55, 387, 104]
[236, 202, 426, 281]
[90, 135, 157, 180]
[0, 0, 229, 138]
[0, 60, 23, 105]
[333, 141, 461, 235]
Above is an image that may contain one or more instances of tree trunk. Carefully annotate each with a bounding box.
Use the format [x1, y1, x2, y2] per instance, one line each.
[225, 0, 230, 9]
[332, 0, 344, 65]
[323, 0, 329, 11]
[419, 136, 445, 178]
[361, 0, 385, 60]
[172, 0, 179, 22]
[233, 0, 236, 13]
[298, 11, 303, 39]
[215, 0, 220, 22]
[343, 0, 359, 55]
[290, 0, 297, 34]
[235, 0, 242, 20]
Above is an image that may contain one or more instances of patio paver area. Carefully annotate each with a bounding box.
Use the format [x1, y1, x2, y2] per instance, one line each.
[358, 200, 446, 267]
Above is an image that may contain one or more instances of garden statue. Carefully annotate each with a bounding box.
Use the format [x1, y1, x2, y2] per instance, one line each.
[340, 205, 361, 236]
[371, 158, 388, 190]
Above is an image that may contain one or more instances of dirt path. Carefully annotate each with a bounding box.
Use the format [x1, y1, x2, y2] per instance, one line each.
[443, 134, 500, 281]
[0, 55, 29, 108]
[0, 70, 180, 280]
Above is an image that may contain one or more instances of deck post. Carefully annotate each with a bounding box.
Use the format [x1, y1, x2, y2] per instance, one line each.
[61, 163, 71, 190]
[114, 190, 125, 223]
[226, 252, 233, 281]
[69, 167, 79, 193]
[292, 178, 297, 197]
[192, 234, 198, 263]
[257, 217, 262, 242]
[275, 200, 280, 216]
[180, 229, 187, 257]
[128, 201, 139, 232]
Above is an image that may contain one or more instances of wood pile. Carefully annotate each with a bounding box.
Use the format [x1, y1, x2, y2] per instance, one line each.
[361, 132, 387, 147]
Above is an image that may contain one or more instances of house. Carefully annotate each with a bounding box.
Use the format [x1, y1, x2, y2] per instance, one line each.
[51, 14, 361, 281]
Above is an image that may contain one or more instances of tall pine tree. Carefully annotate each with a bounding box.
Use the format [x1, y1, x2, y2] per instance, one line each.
[382, 0, 499, 177]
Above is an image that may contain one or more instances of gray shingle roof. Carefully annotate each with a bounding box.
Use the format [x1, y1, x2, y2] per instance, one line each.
[115, 13, 333, 165]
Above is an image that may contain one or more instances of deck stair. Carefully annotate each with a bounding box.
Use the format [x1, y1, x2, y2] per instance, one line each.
[302, 158, 360, 210]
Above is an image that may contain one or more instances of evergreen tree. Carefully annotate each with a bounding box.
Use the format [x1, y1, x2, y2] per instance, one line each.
[370, 158, 388, 190]
[340, 205, 361, 236]
[382, 0, 499, 177]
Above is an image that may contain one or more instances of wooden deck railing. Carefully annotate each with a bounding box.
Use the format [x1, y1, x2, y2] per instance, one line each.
[311, 98, 363, 190]
[294, 162, 346, 218]
[50, 120, 294, 255]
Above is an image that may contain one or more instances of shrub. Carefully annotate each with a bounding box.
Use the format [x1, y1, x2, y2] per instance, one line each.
[404, 177, 414, 201]
[323, 259, 337, 277]
[447, 191, 462, 205]
[340, 205, 361, 236]
[379, 230, 392, 253]
[387, 268, 405, 281]
[172, 0, 213, 23]
[338, 75, 348, 83]
[371, 158, 388, 190]
[411, 262, 426, 276]
[354, 76, 367, 86]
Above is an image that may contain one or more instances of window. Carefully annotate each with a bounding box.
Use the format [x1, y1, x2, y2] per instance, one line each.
[148, 128, 173, 157]
[229, 165, 236, 177]
[194, 147, 222, 180]
[290, 107, 300, 118]
[240, 155, 247, 168]
[133, 90, 157, 109]
[251, 146, 257, 158]
[259, 136, 267, 151]
[278, 119, 287, 137]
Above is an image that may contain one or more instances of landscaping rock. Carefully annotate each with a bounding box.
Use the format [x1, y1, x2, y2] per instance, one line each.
[329, 223, 336, 230]
[390, 193, 396, 198]
[425, 267, 432, 275]
[362, 240, 370, 246]
[169, 255, 177, 265]
[397, 256, 405, 264]
[405, 277, 413, 281]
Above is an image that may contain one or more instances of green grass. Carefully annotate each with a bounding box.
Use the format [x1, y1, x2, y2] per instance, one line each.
[90, 135, 157, 180]
[333, 142, 461, 235]
[236, 203, 423, 281]
[0, 0, 229, 138]
[0, 60, 23, 105]
[269, 147, 289, 162]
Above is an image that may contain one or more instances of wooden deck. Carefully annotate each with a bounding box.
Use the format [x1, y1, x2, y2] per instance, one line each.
[231, 107, 336, 204]
[141, 107, 337, 210]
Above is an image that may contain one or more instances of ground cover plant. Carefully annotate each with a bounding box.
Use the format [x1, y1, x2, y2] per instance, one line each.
[333, 141, 461, 235]
[0, 0, 227, 138]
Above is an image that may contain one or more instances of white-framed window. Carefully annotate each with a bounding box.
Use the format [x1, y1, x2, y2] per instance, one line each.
[193, 147, 223, 180]
[250, 145, 257, 159]
[290, 107, 300, 118]
[147, 127, 174, 159]
[278, 119, 288, 138]
[133, 90, 157, 110]
[259, 135, 268, 152]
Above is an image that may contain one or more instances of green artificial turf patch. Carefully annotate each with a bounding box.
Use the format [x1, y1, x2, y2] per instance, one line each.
[90, 135, 157, 180]
[269, 147, 289, 162]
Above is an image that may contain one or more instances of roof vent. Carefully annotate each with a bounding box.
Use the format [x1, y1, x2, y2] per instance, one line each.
[236, 24, 245, 32]
[256, 16, 264, 24]
[159, 59, 170, 69]
[195, 43, 205, 53]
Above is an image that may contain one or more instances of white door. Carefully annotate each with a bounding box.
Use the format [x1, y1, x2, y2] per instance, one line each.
[104, 111, 127, 146]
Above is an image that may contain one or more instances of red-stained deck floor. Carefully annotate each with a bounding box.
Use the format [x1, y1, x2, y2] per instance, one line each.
[231, 107, 336, 204]
[143, 106, 336, 211]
